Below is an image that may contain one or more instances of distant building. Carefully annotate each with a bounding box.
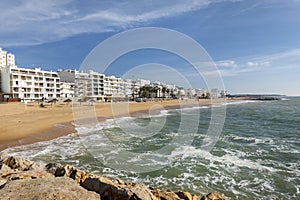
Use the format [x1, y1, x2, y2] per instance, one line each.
[123, 79, 134, 98]
[0, 48, 15, 69]
[220, 90, 228, 98]
[186, 88, 197, 98]
[211, 88, 220, 99]
[70, 70, 125, 101]
[0, 48, 16, 92]
[196, 89, 207, 98]
[104, 75, 124, 99]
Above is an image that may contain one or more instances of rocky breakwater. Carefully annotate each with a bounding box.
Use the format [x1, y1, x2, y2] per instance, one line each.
[0, 153, 228, 200]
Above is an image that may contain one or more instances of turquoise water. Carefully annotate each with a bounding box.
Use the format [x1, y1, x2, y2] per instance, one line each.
[4, 98, 300, 199]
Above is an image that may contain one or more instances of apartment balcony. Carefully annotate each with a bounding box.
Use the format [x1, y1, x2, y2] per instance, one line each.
[45, 78, 55, 82]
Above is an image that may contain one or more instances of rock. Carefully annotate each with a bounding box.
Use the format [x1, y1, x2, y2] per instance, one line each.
[0, 178, 7, 188]
[82, 176, 156, 200]
[200, 192, 228, 200]
[45, 162, 65, 176]
[176, 191, 200, 200]
[0, 152, 8, 161]
[2, 170, 54, 180]
[29, 161, 46, 171]
[151, 189, 181, 200]
[1, 156, 33, 171]
[63, 164, 91, 184]
[46, 163, 91, 184]
[0, 163, 12, 175]
[0, 177, 100, 200]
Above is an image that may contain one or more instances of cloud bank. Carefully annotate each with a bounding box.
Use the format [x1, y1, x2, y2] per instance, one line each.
[0, 0, 237, 47]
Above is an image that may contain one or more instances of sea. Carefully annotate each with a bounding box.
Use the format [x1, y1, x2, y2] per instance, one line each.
[4, 97, 300, 199]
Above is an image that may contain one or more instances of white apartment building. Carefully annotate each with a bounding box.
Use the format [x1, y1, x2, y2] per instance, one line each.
[58, 69, 104, 100]
[89, 70, 104, 98]
[0, 49, 7, 68]
[104, 75, 124, 98]
[0, 48, 15, 68]
[125, 78, 151, 99]
[60, 82, 74, 98]
[196, 89, 208, 98]
[1, 65, 60, 101]
[7, 53, 15, 67]
[73, 70, 126, 101]
[74, 71, 91, 99]
[186, 88, 197, 98]
[123, 79, 133, 98]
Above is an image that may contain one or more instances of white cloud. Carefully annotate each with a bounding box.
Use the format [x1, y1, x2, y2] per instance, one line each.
[247, 61, 257, 67]
[213, 49, 300, 77]
[216, 60, 237, 68]
[0, 0, 241, 47]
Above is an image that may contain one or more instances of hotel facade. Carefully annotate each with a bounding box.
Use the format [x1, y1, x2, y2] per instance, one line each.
[61, 69, 125, 101]
[1, 65, 60, 100]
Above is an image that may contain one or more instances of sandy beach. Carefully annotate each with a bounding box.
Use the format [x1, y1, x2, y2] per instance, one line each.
[0, 99, 213, 151]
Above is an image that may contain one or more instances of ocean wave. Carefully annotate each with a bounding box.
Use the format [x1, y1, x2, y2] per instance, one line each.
[222, 100, 258, 106]
[226, 135, 275, 145]
[172, 146, 278, 172]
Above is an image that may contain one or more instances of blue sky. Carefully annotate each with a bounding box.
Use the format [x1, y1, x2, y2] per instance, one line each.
[0, 0, 300, 95]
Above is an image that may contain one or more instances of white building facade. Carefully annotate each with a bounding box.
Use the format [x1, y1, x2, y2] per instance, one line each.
[72, 70, 125, 101]
[1, 66, 60, 101]
[0, 48, 15, 69]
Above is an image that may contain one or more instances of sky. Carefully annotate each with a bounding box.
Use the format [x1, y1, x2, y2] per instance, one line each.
[0, 0, 300, 96]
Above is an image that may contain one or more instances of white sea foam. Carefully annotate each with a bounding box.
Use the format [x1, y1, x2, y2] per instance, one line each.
[281, 98, 290, 101]
[179, 106, 202, 111]
[227, 135, 275, 145]
[172, 146, 278, 172]
[222, 100, 257, 106]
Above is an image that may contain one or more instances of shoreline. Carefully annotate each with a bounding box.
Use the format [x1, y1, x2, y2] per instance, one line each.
[0, 99, 213, 151]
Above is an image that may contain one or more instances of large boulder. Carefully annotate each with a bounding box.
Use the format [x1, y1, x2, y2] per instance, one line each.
[200, 192, 228, 200]
[82, 176, 156, 200]
[45, 162, 65, 176]
[1, 156, 33, 171]
[176, 191, 200, 200]
[151, 188, 181, 200]
[0, 177, 100, 200]
[46, 163, 92, 184]
[0, 152, 8, 161]
[0, 163, 12, 175]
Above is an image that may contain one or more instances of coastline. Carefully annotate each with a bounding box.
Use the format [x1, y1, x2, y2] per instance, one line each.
[0, 99, 213, 151]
